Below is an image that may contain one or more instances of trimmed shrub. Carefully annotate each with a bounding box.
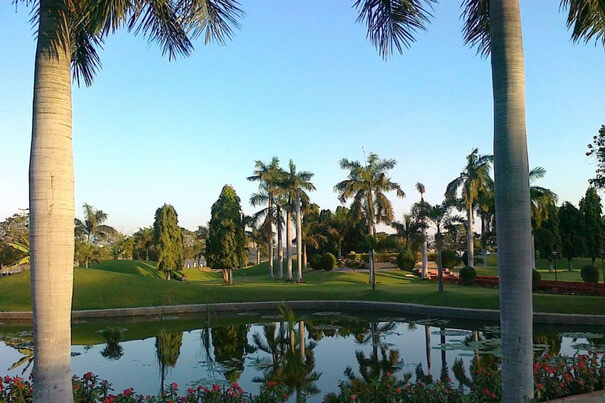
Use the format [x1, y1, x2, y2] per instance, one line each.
[459, 266, 477, 285]
[581, 265, 600, 283]
[309, 254, 322, 270]
[532, 270, 541, 291]
[320, 253, 337, 271]
[440, 250, 458, 269]
[396, 250, 416, 271]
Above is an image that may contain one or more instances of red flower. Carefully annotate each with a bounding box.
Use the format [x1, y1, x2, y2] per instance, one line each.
[123, 388, 133, 396]
[3, 376, 11, 383]
[213, 384, 220, 392]
[491, 393, 496, 399]
[483, 388, 490, 396]
[73, 384, 80, 391]
[537, 383, 544, 390]
[84, 372, 93, 380]
[386, 372, 391, 377]
[198, 385, 203, 391]
[171, 382, 178, 390]
[267, 381, 276, 388]
[232, 382, 240, 389]
[350, 395, 357, 401]
[283, 394, 289, 399]
[188, 388, 194, 394]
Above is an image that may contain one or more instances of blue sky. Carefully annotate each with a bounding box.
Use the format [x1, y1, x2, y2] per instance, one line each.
[0, 1, 603, 233]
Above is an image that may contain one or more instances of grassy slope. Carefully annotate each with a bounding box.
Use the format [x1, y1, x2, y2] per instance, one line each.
[0, 260, 602, 315]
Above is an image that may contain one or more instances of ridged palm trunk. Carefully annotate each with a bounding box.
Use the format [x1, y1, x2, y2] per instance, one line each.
[296, 194, 303, 283]
[421, 232, 428, 278]
[30, 1, 75, 401]
[436, 237, 444, 292]
[277, 206, 283, 279]
[466, 206, 474, 268]
[481, 216, 487, 268]
[268, 198, 274, 279]
[491, 0, 534, 400]
[286, 211, 293, 281]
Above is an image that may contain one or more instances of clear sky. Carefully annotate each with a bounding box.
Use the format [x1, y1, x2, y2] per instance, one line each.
[0, 1, 603, 234]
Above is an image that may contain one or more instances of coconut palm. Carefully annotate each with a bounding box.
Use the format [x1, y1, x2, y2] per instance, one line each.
[334, 152, 405, 290]
[446, 149, 493, 268]
[248, 158, 283, 279]
[349, 0, 605, 397]
[279, 160, 315, 283]
[328, 206, 350, 260]
[391, 214, 422, 252]
[427, 201, 450, 292]
[476, 187, 495, 268]
[134, 227, 154, 261]
[74, 203, 116, 246]
[529, 167, 559, 270]
[18, 1, 242, 399]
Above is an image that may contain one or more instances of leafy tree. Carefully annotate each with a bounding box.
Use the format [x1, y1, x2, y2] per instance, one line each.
[206, 185, 246, 284]
[529, 167, 558, 270]
[133, 227, 155, 261]
[446, 149, 493, 268]
[0, 210, 29, 268]
[579, 187, 603, 264]
[586, 125, 605, 189]
[212, 325, 250, 383]
[156, 330, 183, 395]
[350, 1, 605, 396]
[334, 152, 405, 290]
[558, 202, 585, 271]
[153, 204, 184, 280]
[391, 214, 422, 253]
[16, 0, 243, 397]
[328, 206, 350, 260]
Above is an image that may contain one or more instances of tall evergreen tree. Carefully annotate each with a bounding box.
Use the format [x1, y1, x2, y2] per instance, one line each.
[153, 204, 183, 280]
[579, 187, 603, 264]
[586, 125, 605, 190]
[559, 202, 585, 271]
[206, 185, 246, 284]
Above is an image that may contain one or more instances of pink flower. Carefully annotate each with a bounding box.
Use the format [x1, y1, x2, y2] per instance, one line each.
[213, 384, 220, 392]
[350, 394, 357, 401]
[171, 382, 178, 390]
[123, 388, 133, 396]
[84, 372, 93, 380]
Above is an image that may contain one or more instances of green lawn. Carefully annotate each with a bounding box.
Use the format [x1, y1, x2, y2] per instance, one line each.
[0, 260, 602, 315]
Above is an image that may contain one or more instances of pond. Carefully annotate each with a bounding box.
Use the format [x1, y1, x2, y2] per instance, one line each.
[0, 310, 604, 402]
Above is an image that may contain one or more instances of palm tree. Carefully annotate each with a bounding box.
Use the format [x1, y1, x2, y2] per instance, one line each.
[350, 0, 605, 397]
[328, 206, 350, 260]
[334, 152, 404, 290]
[446, 149, 493, 268]
[476, 187, 495, 268]
[427, 201, 450, 292]
[134, 227, 154, 261]
[19, 0, 242, 399]
[248, 157, 282, 279]
[391, 214, 421, 252]
[415, 183, 429, 277]
[8, 237, 30, 266]
[529, 167, 558, 270]
[279, 160, 315, 283]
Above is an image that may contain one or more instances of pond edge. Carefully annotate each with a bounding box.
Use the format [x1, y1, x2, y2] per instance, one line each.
[1, 300, 604, 325]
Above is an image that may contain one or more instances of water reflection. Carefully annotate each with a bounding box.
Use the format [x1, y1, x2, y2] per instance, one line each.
[0, 314, 603, 400]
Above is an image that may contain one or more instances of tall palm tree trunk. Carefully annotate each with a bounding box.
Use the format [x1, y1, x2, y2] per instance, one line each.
[299, 321, 306, 360]
[481, 216, 487, 268]
[268, 198, 274, 279]
[491, 0, 534, 400]
[437, 236, 444, 292]
[30, 2, 74, 401]
[296, 194, 303, 283]
[466, 207, 474, 268]
[302, 242, 308, 271]
[277, 206, 283, 279]
[425, 325, 431, 372]
[286, 210, 293, 281]
[421, 231, 428, 278]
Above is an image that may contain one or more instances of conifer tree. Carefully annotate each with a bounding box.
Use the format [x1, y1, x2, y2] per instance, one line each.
[206, 185, 246, 284]
[153, 204, 184, 280]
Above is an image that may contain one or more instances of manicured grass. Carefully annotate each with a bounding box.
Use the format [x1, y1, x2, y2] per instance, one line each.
[0, 260, 602, 315]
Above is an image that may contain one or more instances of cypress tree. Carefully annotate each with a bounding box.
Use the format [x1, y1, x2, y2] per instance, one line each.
[153, 204, 183, 279]
[579, 187, 603, 264]
[206, 185, 246, 284]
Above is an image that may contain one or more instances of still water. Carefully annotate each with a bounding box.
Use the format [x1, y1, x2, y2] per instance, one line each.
[0, 311, 603, 401]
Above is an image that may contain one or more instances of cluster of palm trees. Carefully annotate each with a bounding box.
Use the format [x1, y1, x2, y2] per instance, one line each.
[248, 158, 316, 283]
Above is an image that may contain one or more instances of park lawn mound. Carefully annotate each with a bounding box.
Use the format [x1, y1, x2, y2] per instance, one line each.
[88, 260, 163, 279]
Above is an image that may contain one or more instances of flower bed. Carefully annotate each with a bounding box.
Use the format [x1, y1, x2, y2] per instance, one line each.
[1, 352, 603, 402]
[454, 275, 605, 296]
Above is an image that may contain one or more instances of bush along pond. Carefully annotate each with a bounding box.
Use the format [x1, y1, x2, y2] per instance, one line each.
[0, 310, 604, 402]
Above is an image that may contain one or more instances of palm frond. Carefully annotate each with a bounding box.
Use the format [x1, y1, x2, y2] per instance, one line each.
[353, 0, 435, 59]
[461, 0, 490, 57]
[182, 0, 244, 45]
[561, 0, 605, 47]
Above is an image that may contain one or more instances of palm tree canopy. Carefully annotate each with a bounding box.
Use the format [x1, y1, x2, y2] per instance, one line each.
[355, 0, 604, 58]
[445, 148, 493, 209]
[334, 152, 404, 227]
[278, 159, 316, 212]
[17, 0, 243, 86]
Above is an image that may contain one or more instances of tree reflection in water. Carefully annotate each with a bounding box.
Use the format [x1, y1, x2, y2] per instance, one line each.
[156, 329, 183, 394]
[211, 324, 251, 383]
[101, 327, 124, 360]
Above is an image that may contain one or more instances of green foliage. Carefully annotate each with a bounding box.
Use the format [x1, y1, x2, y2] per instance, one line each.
[212, 325, 248, 383]
[459, 266, 477, 285]
[462, 250, 483, 266]
[396, 250, 416, 271]
[581, 265, 600, 283]
[153, 204, 184, 277]
[320, 253, 337, 271]
[559, 202, 586, 261]
[532, 270, 541, 291]
[156, 329, 183, 368]
[586, 125, 605, 190]
[579, 187, 603, 261]
[309, 254, 322, 270]
[206, 185, 246, 270]
[440, 250, 458, 269]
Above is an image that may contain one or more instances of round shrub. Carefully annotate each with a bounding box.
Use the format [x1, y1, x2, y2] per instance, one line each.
[309, 254, 322, 270]
[396, 249, 416, 271]
[459, 266, 477, 285]
[581, 265, 600, 283]
[440, 250, 458, 269]
[320, 253, 337, 271]
[532, 270, 541, 291]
